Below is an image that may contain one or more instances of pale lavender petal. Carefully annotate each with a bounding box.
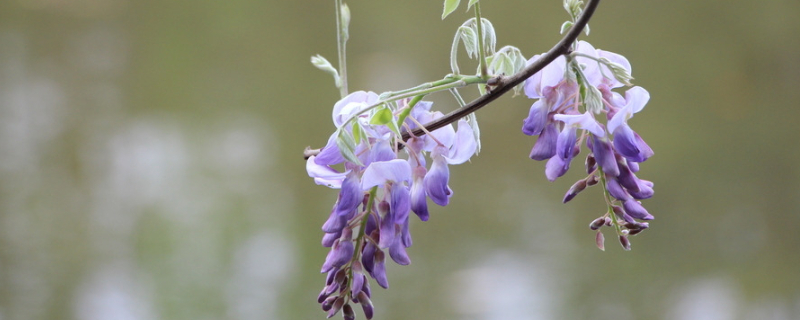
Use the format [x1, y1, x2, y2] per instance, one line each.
[575, 41, 602, 85]
[314, 132, 345, 166]
[625, 86, 650, 114]
[306, 156, 347, 188]
[541, 56, 567, 89]
[545, 155, 569, 181]
[623, 199, 653, 220]
[554, 112, 605, 137]
[446, 119, 477, 164]
[332, 91, 379, 127]
[361, 159, 412, 190]
[523, 54, 544, 99]
[366, 139, 397, 166]
[628, 161, 640, 172]
[409, 166, 429, 221]
[407, 101, 434, 129]
[419, 111, 456, 150]
[522, 100, 549, 136]
[424, 150, 452, 206]
[530, 123, 558, 160]
[597, 49, 631, 88]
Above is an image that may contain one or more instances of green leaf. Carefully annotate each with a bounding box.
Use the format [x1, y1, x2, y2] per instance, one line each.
[336, 129, 363, 166]
[387, 121, 402, 137]
[467, 0, 479, 9]
[442, 0, 461, 20]
[560, 21, 574, 34]
[458, 26, 478, 58]
[369, 105, 393, 125]
[352, 123, 363, 144]
[310, 55, 341, 89]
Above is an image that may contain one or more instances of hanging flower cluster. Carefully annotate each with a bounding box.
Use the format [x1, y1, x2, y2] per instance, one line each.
[306, 91, 478, 319]
[522, 40, 654, 250]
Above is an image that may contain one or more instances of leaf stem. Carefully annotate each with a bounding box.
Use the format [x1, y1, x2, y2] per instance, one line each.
[474, 2, 489, 79]
[335, 0, 348, 97]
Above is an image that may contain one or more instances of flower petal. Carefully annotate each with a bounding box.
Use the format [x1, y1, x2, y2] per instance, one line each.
[361, 159, 412, 190]
[446, 119, 477, 164]
[409, 166, 429, 221]
[554, 112, 605, 137]
[522, 100, 549, 136]
[529, 123, 558, 160]
[332, 91, 379, 127]
[424, 149, 452, 206]
[545, 155, 569, 181]
[306, 155, 347, 188]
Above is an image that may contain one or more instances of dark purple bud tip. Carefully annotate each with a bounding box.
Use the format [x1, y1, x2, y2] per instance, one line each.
[585, 154, 597, 174]
[322, 296, 337, 311]
[628, 228, 644, 236]
[619, 235, 631, 251]
[563, 179, 588, 203]
[318, 288, 331, 304]
[596, 231, 605, 251]
[334, 268, 347, 285]
[586, 174, 599, 186]
[357, 291, 374, 319]
[327, 297, 345, 318]
[590, 217, 605, 230]
[343, 304, 355, 320]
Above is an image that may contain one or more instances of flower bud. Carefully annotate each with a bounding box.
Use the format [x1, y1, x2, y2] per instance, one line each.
[343, 304, 355, 320]
[589, 217, 605, 230]
[327, 297, 345, 318]
[357, 291, 374, 319]
[563, 179, 588, 203]
[619, 235, 631, 251]
[596, 231, 605, 251]
[586, 174, 599, 186]
[585, 154, 597, 174]
[322, 296, 337, 312]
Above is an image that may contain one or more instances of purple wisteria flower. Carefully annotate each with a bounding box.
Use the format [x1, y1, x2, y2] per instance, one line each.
[308, 92, 478, 319]
[521, 40, 655, 250]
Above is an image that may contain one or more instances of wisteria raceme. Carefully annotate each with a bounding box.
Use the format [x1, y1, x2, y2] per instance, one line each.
[521, 40, 655, 250]
[307, 92, 478, 318]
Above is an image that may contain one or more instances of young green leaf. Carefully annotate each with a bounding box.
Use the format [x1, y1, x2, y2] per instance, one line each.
[467, 0, 479, 9]
[352, 123, 363, 144]
[336, 128, 363, 166]
[370, 105, 393, 125]
[442, 0, 461, 20]
[311, 55, 342, 89]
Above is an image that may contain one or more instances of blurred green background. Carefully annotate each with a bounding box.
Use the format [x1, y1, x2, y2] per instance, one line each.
[1, 0, 799, 319]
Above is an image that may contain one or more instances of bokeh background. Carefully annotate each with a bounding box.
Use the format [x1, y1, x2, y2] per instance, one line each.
[1, 0, 799, 319]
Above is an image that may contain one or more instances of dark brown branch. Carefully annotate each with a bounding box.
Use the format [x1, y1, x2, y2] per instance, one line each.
[401, 0, 599, 140]
[303, 0, 599, 159]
